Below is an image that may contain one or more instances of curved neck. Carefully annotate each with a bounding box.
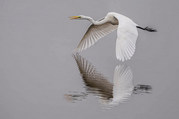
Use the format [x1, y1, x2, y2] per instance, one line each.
[84, 16, 108, 25]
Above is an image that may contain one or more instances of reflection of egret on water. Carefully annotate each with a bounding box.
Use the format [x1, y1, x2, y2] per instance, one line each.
[65, 54, 152, 107]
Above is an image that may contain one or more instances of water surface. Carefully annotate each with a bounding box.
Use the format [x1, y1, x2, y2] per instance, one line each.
[0, 0, 179, 119]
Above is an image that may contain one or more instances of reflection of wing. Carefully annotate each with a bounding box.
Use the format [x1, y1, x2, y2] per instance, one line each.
[73, 53, 113, 100]
[112, 65, 134, 104]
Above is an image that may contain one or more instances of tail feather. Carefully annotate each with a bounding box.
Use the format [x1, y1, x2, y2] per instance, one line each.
[137, 26, 157, 32]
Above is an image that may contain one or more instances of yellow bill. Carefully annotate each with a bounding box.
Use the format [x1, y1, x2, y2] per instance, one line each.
[69, 16, 81, 20]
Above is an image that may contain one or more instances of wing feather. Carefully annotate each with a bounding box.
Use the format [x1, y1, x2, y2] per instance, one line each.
[115, 18, 138, 61]
[76, 23, 118, 52]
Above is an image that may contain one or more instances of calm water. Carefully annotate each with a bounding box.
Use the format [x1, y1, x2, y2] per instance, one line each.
[0, 0, 179, 119]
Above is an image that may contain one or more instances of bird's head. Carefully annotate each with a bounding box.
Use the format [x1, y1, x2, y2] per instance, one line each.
[69, 15, 89, 20]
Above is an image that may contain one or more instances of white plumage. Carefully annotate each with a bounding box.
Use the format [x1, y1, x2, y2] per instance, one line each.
[70, 12, 156, 61]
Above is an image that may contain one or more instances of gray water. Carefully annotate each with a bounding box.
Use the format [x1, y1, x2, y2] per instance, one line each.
[0, 0, 179, 119]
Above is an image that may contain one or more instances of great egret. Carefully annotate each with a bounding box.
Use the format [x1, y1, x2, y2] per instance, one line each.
[64, 54, 152, 107]
[70, 12, 157, 61]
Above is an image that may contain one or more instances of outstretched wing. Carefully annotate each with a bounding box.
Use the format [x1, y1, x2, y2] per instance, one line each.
[76, 22, 118, 52]
[112, 64, 134, 103]
[114, 14, 138, 61]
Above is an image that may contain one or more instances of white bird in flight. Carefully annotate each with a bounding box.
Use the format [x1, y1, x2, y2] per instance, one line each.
[70, 12, 157, 61]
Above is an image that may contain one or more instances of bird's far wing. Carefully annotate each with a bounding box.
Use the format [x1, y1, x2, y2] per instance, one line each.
[75, 22, 118, 52]
[112, 64, 134, 103]
[115, 17, 138, 61]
